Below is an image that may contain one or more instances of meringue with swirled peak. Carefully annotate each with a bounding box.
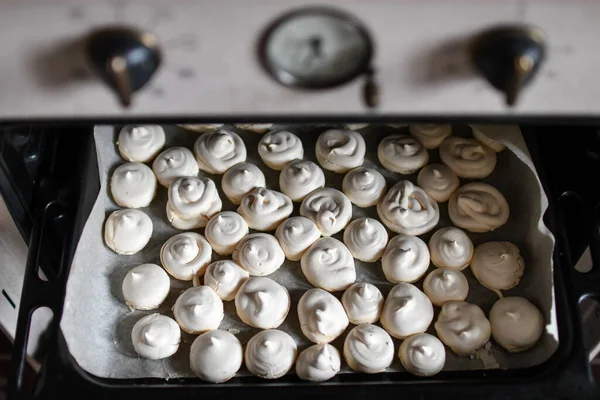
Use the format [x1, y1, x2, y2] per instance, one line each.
[378, 134, 429, 174]
[381, 235, 430, 283]
[152, 147, 199, 187]
[235, 277, 290, 329]
[131, 314, 180, 360]
[315, 129, 366, 173]
[173, 286, 224, 334]
[428, 227, 474, 270]
[204, 211, 248, 255]
[342, 167, 387, 207]
[237, 187, 293, 231]
[193, 128, 247, 174]
[275, 216, 321, 261]
[300, 188, 352, 236]
[190, 330, 243, 383]
[221, 162, 266, 205]
[122, 263, 170, 310]
[377, 180, 439, 236]
[236, 123, 273, 133]
[423, 269, 469, 307]
[166, 176, 222, 229]
[343, 218, 388, 262]
[417, 163, 460, 203]
[381, 282, 434, 339]
[409, 124, 452, 149]
[104, 209, 152, 255]
[298, 288, 349, 343]
[118, 125, 165, 163]
[341, 282, 384, 324]
[160, 232, 212, 280]
[301, 237, 356, 292]
[448, 182, 509, 233]
[434, 301, 491, 356]
[258, 130, 304, 170]
[296, 344, 341, 382]
[201, 260, 249, 301]
[399, 333, 446, 376]
[470, 125, 506, 152]
[489, 296, 543, 353]
[245, 329, 297, 379]
[279, 160, 325, 202]
[343, 324, 394, 373]
[232, 233, 285, 276]
[439, 136, 497, 178]
[110, 162, 157, 208]
[470, 241, 524, 293]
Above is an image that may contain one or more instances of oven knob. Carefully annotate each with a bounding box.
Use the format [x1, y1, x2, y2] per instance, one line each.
[471, 26, 546, 106]
[85, 27, 161, 107]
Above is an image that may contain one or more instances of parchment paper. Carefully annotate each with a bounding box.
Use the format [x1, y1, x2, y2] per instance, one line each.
[60, 124, 558, 379]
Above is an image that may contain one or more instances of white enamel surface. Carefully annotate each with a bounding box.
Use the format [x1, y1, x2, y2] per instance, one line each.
[131, 314, 180, 360]
[341, 282, 384, 324]
[110, 162, 157, 208]
[245, 329, 297, 379]
[399, 333, 446, 376]
[122, 263, 170, 310]
[160, 232, 212, 280]
[315, 129, 366, 173]
[167, 176, 222, 229]
[173, 286, 224, 334]
[221, 162, 266, 204]
[434, 300, 491, 356]
[380, 282, 433, 339]
[232, 233, 285, 276]
[298, 288, 349, 344]
[235, 277, 290, 329]
[448, 182, 509, 233]
[381, 235, 430, 283]
[409, 124, 452, 149]
[343, 324, 394, 373]
[104, 209, 152, 255]
[301, 237, 356, 292]
[118, 125, 166, 163]
[279, 160, 325, 202]
[152, 147, 199, 188]
[300, 187, 352, 236]
[202, 260, 250, 301]
[204, 211, 249, 255]
[343, 217, 388, 262]
[377, 134, 429, 174]
[342, 167, 387, 208]
[296, 344, 341, 382]
[275, 216, 321, 261]
[423, 269, 469, 307]
[439, 137, 497, 179]
[428, 227, 474, 270]
[237, 187, 293, 231]
[489, 297, 543, 353]
[190, 330, 243, 383]
[471, 241, 524, 291]
[258, 130, 304, 170]
[417, 163, 460, 203]
[193, 128, 247, 174]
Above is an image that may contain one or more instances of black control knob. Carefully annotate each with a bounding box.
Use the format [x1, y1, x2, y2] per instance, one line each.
[471, 26, 546, 106]
[86, 26, 161, 107]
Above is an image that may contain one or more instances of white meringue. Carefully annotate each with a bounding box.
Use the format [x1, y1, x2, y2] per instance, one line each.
[258, 130, 304, 170]
[279, 160, 325, 202]
[193, 128, 247, 174]
[104, 209, 152, 255]
[152, 147, 199, 187]
[439, 136, 497, 179]
[236, 123, 273, 133]
[131, 314, 180, 360]
[166, 176, 222, 229]
[343, 218, 388, 262]
[190, 330, 243, 383]
[275, 216, 321, 261]
[110, 162, 157, 208]
[118, 125, 165, 163]
[342, 167, 387, 207]
[428, 227, 474, 270]
[301, 237, 356, 292]
[489, 297, 543, 353]
[202, 260, 249, 301]
[235, 277, 290, 329]
[221, 162, 266, 205]
[448, 182, 509, 233]
[344, 123, 369, 130]
[341, 282, 384, 324]
[470, 125, 506, 152]
[380, 283, 434, 339]
[423, 269, 469, 307]
[300, 188, 352, 236]
[377, 180, 440, 236]
[315, 129, 366, 172]
[343, 324, 394, 373]
[296, 344, 341, 382]
[160, 232, 212, 281]
[232, 233, 285, 276]
[298, 288, 349, 344]
[409, 124, 452, 149]
[173, 286, 224, 334]
[237, 187, 293, 231]
[399, 333, 446, 376]
[204, 211, 249, 255]
[471, 241, 524, 292]
[381, 235, 430, 283]
[417, 163, 460, 203]
[245, 329, 297, 379]
[434, 301, 491, 356]
[377, 134, 429, 174]
[122, 263, 170, 310]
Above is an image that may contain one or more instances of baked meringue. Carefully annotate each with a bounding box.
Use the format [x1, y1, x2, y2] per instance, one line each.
[235, 277, 290, 329]
[258, 130, 304, 170]
[341, 282, 384, 324]
[131, 314, 180, 360]
[409, 124, 452, 149]
[152, 147, 199, 187]
[298, 288, 349, 344]
[193, 128, 247, 174]
[301, 237, 356, 292]
[417, 163, 460, 203]
[448, 182, 509, 233]
[118, 125, 166, 163]
[122, 263, 170, 310]
[275, 216, 321, 261]
[178, 124, 223, 132]
[377, 134, 429, 174]
[399, 333, 446, 376]
[104, 209, 152, 255]
[315, 129, 366, 172]
[343, 218, 388, 262]
[470, 125, 506, 152]
[221, 162, 266, 205]
[380, 283, 434, 339]
[190, 330, 243, 383]
[343, 324, 394, 373]
[173, 286, 224, 334]
[296, 344, 341, 382]
[202, 260, 249, 301]
[245, 329, 297, 379]
[377, 180, 440, 236]
[344, 123, 369, 130]
[232, 233, 285, 276]
[110, 162, 157, 208]
[279, 160, 325, 202]
[236, 123, 273, 133]
[342, 167, 387, 207]
[439, 137, 497, 179]
[489, 297, 543, 353]
[166, 176, 222, 229]
[381, 235, 430, 283]
[204, 211, 249, 255]
[237, 187, 293, 231]
[428, 227, 474, 270]
[300, 188, 352, 236]
[470, 241, 524, 293]
[423, 269, 469, 307]
[160, 232, 212, 280]
[434, 301, 491, 356]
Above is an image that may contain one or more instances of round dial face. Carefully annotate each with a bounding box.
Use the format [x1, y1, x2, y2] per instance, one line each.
[260, 8, 373, 89]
